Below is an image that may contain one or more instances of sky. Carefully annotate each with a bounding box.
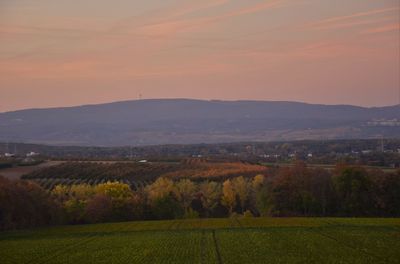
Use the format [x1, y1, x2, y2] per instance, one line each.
[0, 0, 399, 112]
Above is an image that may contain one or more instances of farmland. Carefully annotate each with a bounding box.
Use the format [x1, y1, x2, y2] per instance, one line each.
[21, 161, 268, 190]
[0, 161, 64, 180]
[1, 217, 399, 264]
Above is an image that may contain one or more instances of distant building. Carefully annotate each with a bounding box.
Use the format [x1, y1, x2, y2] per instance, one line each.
[4, 153, 15, 157]
[307, 153, 313, 158]
[138, 160, 148, 163]
[367, 119, 400, 127]
[26, 151, 39, 157]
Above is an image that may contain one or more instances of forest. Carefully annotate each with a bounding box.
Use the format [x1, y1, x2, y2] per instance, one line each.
[1, 162, 399, 230]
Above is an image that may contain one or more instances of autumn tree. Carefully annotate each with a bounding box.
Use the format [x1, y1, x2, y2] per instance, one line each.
[52, 184, 96, 223]
[95, 182, 137, 220]
[145, 177, 176, 203]
[221, 179, 236, 215]
[251, 174, 270, 216]
[52, 184, 70, 203]
[175, 179, 196, 216]
[199, 181, 221, 217]
[375, 170, 400, 216]
[232, 176, 249, 213]
[269, 162, 314, 216]
[334, 166, 375, 216]
[0, 177, 62, 230]
[64, 198, 86, 223]
[145, 178, 183, 219]
[85, 194, 112, 223]
[70, 184, 95, 201]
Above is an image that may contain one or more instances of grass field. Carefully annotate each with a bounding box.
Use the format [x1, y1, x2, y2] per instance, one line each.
[1, 218, 399, 264]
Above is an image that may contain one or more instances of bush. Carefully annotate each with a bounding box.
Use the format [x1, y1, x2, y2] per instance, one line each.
[243, 210, 254, 218]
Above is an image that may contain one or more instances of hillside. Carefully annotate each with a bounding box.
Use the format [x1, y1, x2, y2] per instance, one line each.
[0, 99, 398, 146]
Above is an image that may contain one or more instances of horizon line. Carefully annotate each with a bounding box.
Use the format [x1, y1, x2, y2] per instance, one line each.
[1, 97, 399, 114]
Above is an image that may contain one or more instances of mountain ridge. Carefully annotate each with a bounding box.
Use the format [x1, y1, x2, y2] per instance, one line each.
[0, 99, 398, 146]
[3, 98, 399, 114]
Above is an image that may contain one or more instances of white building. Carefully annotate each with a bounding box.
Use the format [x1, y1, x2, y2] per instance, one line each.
[26, 151, 39, 157]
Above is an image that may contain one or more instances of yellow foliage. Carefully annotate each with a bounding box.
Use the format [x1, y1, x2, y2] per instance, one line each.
[221, 179, 236, 214]
[175, 179, 196, 210]
[70, 184, 95, 201]
[95, 181, 132, 200]
[199, 181, 221, 212]
[252, 174, 265, 190]
[232, 176, 249, 211]
[145, 177, 175, 203]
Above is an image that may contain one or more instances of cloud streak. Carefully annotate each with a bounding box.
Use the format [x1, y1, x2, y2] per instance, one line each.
[137, 0, 285, 37]
[108, 0, 230, 34]
[304, 6, 399, 32]
[310, 7, 398, 25]
[1, 0, 399, 109]
[362, 23, 400, 34]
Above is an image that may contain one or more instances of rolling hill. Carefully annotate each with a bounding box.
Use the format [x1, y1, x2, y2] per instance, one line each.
[0, 99, 398, 146]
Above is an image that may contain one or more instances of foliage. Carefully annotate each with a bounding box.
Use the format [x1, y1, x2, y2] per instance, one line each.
[175, 179, 196, 213]
[145, 177, 175, 202]
[2, 163, 400, 230]
[151, 195, 183, 219]
[199, 181, 221, 216]
[232, 176, 250, 213]
[333, 166, 374, 216]
[0, 176, 62, 230]
[221, 179, 236, 214]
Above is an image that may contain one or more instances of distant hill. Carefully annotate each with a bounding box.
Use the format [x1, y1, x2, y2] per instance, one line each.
[0, 99, 398, 146]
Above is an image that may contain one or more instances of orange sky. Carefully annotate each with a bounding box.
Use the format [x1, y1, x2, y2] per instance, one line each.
[0, 0, 399, 112]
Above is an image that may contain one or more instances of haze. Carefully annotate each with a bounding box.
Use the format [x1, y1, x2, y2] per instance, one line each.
[0, 0, 399, 112]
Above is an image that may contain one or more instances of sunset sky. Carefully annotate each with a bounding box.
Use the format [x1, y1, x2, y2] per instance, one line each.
[0, 0, 399, 112]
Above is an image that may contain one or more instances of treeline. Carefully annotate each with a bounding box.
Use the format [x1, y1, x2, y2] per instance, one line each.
[1, 163, 399, 230]
[0, 177, 63, 230]
[2, 139, 400, 166]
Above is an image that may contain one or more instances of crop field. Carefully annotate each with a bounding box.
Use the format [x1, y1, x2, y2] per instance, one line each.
[262, 162, 399, 173]
[1, 218, 399, 264]
[0, 161, 64, 180]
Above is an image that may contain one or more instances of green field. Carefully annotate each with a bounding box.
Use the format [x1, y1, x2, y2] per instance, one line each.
[1, 218, 399, 264]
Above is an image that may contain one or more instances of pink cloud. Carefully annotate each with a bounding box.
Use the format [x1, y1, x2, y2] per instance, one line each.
[311, 7, 398, 25]
[109, 0, 229, 34]
[304, 6, 399, 33]
[361, 23, 400, 34]
[308, 17, 394, 31]
[137, 0, 285, 37]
